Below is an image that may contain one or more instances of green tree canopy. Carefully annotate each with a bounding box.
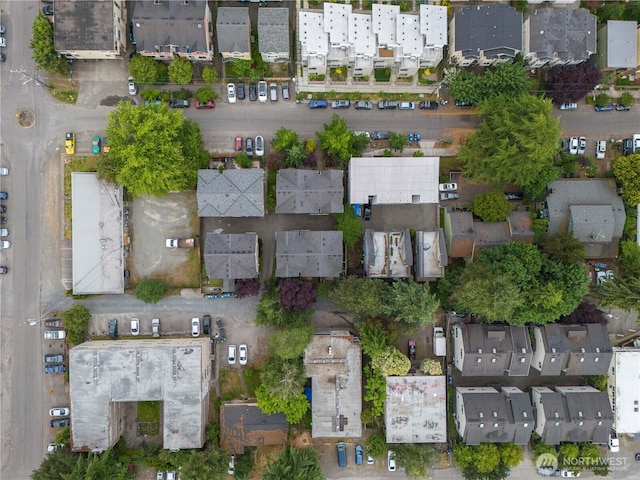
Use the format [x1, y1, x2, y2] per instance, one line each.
[394, 444, 435, 480]
[541, 232, 585, 265]
[180, 447, 229, 480]
[271, 128, 300, 152]
[333, 208, 363, 248]
[389, 132, 409, 152]
[619, 240, 640, 278]
[594, 93, 611, 108]
[595, 276, 640, 312]
[201, 65, 219, 84]
[613, 154, 640, 205]
[363, 365, 387, 418]
[317, 114, 360, 168]
[329, 277, 390, 317]
[383, 279, 440, 326]
[449, 62, 532, 105]
[358, 321, 391, 358]
[458, 94, 561, 199]
[99, 102, 208, 196]
[263, 446, 325, 480]
[61, 304, 91, 345]
[420, 358, 443, 375]
[135, 279, 166, 303]
[469, 189, 513, 222]
[268, 324, 315, 360]
[256, 357, 309, 423]
[30, 14, 69, 75]
[30, 449, 76, 480]
[195, 87, 217, 102]
[366, 432, 387, 458]
[129, 55, 167, 84]
[370, 346, 411, 376]
[619, 92, 634, 107]
[168, 57, 193, 84]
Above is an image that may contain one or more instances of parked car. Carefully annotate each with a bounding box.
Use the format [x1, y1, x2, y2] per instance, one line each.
[228, 455, 236, 475]
[258, 81, 267, 102]
[398, 101, 415, 110]
[227, 83, 236, 103]
[596, 140, 606, 159]
[47, 443, 64, 452]
[378, 101, 397, 110]
[51, 418, 71, 428]
[331, 100, 350, 109]
[367, 453, 374, 465]
[578, 137, 587, 155]
[355, 445, 363, 465]
[166, 471, 176, 480]
[168, 99, 189, 108]
[151, 318, 160, 338]
[239, 344, 248, 365]
[560, 471, 579, 478]
[216, 318, 226, 342]
[109, 319, 118, 339]
[130, 318, 140, 336]
[228, 344, 237, 365]
[49, 407, 70, 417]
[281, 83, 290, 100]
[0, 193, 7, 200]
[419, 100, 439, 110]
[0, 266, 7, 274]
[353, 131, 370, 138]
[236, 82, 245, 100]
[44, 365, 65, 374]
[235, 136, 243, 152]
[44, 330, 66, 340]
[0, 167, 8, 175]
[615, 104, 631, 111]
[195, 100, 215, 109]
[269, 82, 278, 101]
[308, 100, 328, 109]
[43, 354, 64, 364]
[42, 5, 54, 15]
[559, 103, 577, 111]
[337, 442, 347, 468]
[623, 138, 633, 156]
[608, 431, 620, 452]
[203, 315, 211, 335]
[569, 137, 578, 155]
[439, 183, 457, 192]
[191, 318, 200, 337]
[363, 204, 372, 221]
[371, 131, 390, 140]
[594, 103, 614, 112]
[408, 340, 416, 360]
[255, 136, 264, 157]
[65, 132, 75, 155]
[440, 192, 459, 201]
[128, 77, 137, 95]
[91, 136, 101, 154]
[156, 472, 164, 480]
[505, 192, 524, 201]
[44, 319, 62, 328]
[354, 101, 373, 110]
[387, 450, 396, 472]
[245, 137, 254, 157]
[0, 241, 11, 249]
[455, 99, 472, 107]
[249, 83, 257, 101]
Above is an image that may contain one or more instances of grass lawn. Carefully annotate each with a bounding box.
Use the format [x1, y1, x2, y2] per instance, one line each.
[220, 370, 244, 401]
[242, 369, 261, 397]
[374, 67, 391, 82]
[137, 401, 161, 422]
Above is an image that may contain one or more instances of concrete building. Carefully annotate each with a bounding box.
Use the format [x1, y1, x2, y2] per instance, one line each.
[349, 13, 376, 78]
[69, 338, 211, 452]
[71, 173, 124, 295]
[54, 0, 127, 60]
[385, 376, 447, 444]
[414, 230, 447, 281]
[257, 8, 290, 63]
[596, 20, 639, 71]
[298, 10, 328, 76]
[607, 348, 640, 435]
[275, 230, 343, 278]
[304, 331, 362, 439]
[217, 7, 251, 61]
[276, 169, 344, 215]
[132, 0, 213, 61]
[197, 169, 264, 217]
[203, 233, 258, 280]
[349, 157, 439, 205]
[220, 402, 288, 455]
[363, 229, 413, 278]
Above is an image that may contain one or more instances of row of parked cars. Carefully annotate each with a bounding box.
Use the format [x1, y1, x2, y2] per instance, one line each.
[564, 136, 607, 159]
[227, 81, 290, 103]
[235, 135, 265, 157]
[0, 182, 10, 257]
[309, 99, 439, 110]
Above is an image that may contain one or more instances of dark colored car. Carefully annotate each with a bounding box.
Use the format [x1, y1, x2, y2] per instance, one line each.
[108, 319, 118, 339]
[44, 365, 66, 374]
[195, 100, 215, 109]
[623, 139, 633, 156]
[419, 100, 439, 110]
[377, 101, 397, 110]
[455, 100, 472, 107]
[249, 83, 257, 101]
[0, 266, 7, 274]
[237, 82, 245, 100]
[245, 137, 254, 157]
[51, 418, 71, 428]
[594, 103, 614, 112]
[0, 205, 5, 213]
[45, 319, 63, 328]
[371, 131, 390, 140]
[129, 22, 136, 45]
[168, 99, 189, 108]
[42, 5, 54, 15]
[203, 315, 211, 335]
[408, 340, 416, 360]
[505, 192, 524, 201]
[354, 101, 373, 110]
[215, 318, 226, 343]
[363, 204, 372, 221]
[0, 192, 7, 200]
[281, 83, 290, 100]
[44, 354, 64, 364]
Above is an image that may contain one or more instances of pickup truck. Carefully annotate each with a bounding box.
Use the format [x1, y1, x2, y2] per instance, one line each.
[165, 238, 195, 249]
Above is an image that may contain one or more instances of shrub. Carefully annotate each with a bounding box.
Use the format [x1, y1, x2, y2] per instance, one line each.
[236, 153, 253, 168]
[135, 280, 166, 303]
[201, 66, 218, 84]
[62, 304, 91, 344]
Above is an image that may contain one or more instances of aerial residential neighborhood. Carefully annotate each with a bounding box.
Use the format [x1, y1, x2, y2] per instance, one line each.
[2, 1, 640, 480]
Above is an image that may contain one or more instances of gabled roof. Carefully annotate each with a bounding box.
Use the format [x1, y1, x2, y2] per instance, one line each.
[220, 402, 288, 455]
[531, 387, 570, 445]
[527, 8, 596, 63]
[605, 20, 638, 69]
[454, 4, 522, 59]
[54, 0, 117, 52]
[203, 233, 258, 280]
[276, 169, 344, 214]
[216, 7, 250, 54]
[133, 0, 210, 56]
[276, 230, 343, 278]
[508, 211, 535, 243]
[197, 169, 264, 217]
[258, 8, 290, 55]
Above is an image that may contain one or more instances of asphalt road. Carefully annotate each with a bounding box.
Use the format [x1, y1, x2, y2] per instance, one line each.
[1, 2, 640, 478]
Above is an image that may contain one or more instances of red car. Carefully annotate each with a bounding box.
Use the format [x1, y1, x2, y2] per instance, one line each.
[195, 100, 215, 109]
[235, 136, 243, 152]
[408, 340, 416, 360]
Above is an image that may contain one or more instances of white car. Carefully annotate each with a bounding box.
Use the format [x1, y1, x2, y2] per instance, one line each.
[49, 407, 70, 417]
[258, 81, 268, 103]
[239, 344, 248, 365]
[0, 241, 11, 249]
[227, 83, 236, 104]
[0, 37, 5, 48]
[438, 183, 457, 192]
[559, 103, 577, 111]
[596, 140, 606, 159]
[130, 318, 140, 336]
[255, 136, 264, 157]
[387, 450, 396, 472]
[156, 472, 164, 480]
[228, 454, 236, 475]
[0, 167, 8, 176]
[166, 471, 176, 480]
[191, 318, 200, 337]
[569, 137, 578, 155]
[47, 443, 64, 452]
[608, 431, 620, 452]
[577, 137, 586, 155]
[128, 77, 137, 95]
[228, 344, 237, 365]
[152, 318, 160, 338]
[561, 470, 580, 478]
[0, 228, 8, 237]
[44, 330, 66, 340]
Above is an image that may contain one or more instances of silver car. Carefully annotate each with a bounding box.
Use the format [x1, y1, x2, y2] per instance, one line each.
[577, 137, 586, 155]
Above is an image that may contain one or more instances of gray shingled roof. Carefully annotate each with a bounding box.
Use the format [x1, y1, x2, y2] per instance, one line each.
[528, 8, 596, 64]
[276, 169, 344, 214]
[531, 387, 569, 445]
[216, 7, 250, 54]
[54, 0, 116, 51]
[446, 210, 475, 258]
[132, 0, 210, 56]
[258, 8, 290, 56]
[203, 233, 258, 280]
[220, 402, 288, 455]
[454, 4, 522, 59]
[276, 230, 343, 278]
[197, 169, 264, 217]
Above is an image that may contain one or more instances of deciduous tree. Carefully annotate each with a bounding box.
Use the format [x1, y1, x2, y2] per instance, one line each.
[62, 304, 91, 345]
[201, 66, 218, 84]
[129, 55, 167, 84]
[541, 232, 585, 265]
[619, 92, 634, 107]
[394, 444, 435, 480]
[363, 365, 387, 418]
[358, 321, 390, 358]
[329, 276, 389, 317]
[333, 207, 363, 247]
[168, 57, 193, 85]
[30, 14, 69, 75]
[271, 127, 300, 152]
[317, 114, 355, 168]
[366, 432, 387, 458]
[278, 279, 317, 312]
[449, 62, 532, 105]
[383, 279, 440, 326]
[559, 302, 607, 325]
[595, 276, 640, 312]
[263, 446, 325, 480]
[370, 346, 411, 376]
[613, 154, 640, 206]
[546, 63, 601, 105]
[469, 189, 513, 222]
[195, 87, 216, 103]
[594, 93, 611, 108]
[268, 324, 315, 360]
[619, 240, 640, 278]
[420, 358, 443, 375]
[135, 279, 166, 303]
[389, 132, 409, 152]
